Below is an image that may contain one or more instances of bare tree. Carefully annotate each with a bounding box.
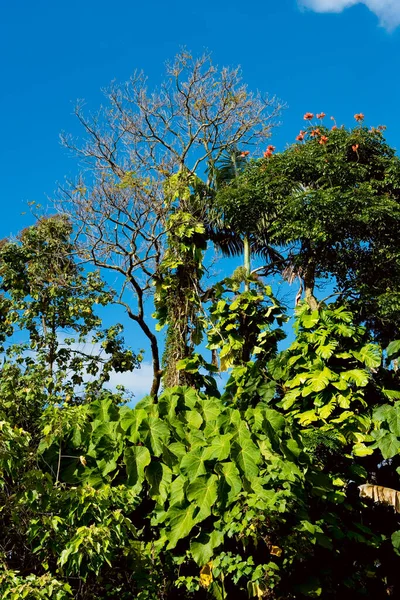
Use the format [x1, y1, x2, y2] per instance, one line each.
[58, 50, 282, 396]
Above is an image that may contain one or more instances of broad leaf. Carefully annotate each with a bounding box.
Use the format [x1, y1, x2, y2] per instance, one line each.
[166, 504, 197, 550]
[124, 445, 151, 487]
[187, 474, 218, 521]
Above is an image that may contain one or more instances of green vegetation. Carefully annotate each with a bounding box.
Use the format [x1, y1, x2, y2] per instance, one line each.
[2, 58, 400, 598]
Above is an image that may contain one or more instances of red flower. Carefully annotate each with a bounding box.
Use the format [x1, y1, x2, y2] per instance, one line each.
[304, 112, 314, 120]
[354, 113, 365, 122]
[296, 134, 305, 141]
[331, 125, 338, 131]
[319, 136, 328, 145]
[264, 145, 275, 158]
[316, 112, 326, 119]
[352, 144, 359, 152]
[378, 125, 387, 131]
[310, 128, 321, 138]
[240, 150, 250, 157]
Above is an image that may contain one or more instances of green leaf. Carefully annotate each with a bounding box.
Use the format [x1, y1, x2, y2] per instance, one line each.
[187, 474, 218, 521]
[219, 461, 242, 505]
[199, 399, 222, 422]
[341, 369, 369, 388]
[166, 504, 196, 550]
[88, 398, 119, 422]
[185, 410, 203, 429]
[301, 310, 320, 329]
[232, 439, 260, 480]
[352, 343, 381, 369]
[139, 417, 170, 457]
[180, 448, 207, 479]
[381, 388, 400, 401]
[352, 443, 374, 457]
[119, 407, 146, 442]
[124, 445, 151, 487]
[146, 462, 172, 503]
[315, 340, 337, 359]
[170, 474, 187, 507]
[308, 367, 335, 392]
[372, 432, 400, 459]
[392, 530, 400, 556]
[190, 530, 224, 566]
[263, 408, 286, 432]
[387, 340, 400, 360]
[203, 434, 232, 461]
[298, 409, 319, 426]
[374, 402, 400, 437]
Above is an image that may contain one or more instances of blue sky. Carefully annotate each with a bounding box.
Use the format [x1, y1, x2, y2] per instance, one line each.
[1, 0, 399, 239]
[1, 0, 399, 393]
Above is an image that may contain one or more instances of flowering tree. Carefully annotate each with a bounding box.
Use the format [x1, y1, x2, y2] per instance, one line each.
[216, 113, 400, 342]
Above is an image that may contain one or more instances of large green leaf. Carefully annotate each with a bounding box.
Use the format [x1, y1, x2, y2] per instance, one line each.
[139, 417, 170, 457]
[392, 530, 400, 556]
[387, 340, 400, 360]
[146, 462, 172, 503]
[232, 439, 260, 480]
[187, 474, 218, 521]
[263, 408, 286, 432]
[300, 310, 320, 329]
[219, 461, 242, 505]
[374, 404, 400, 437]
[352, 343, 381, 369]
[119, 407, 146, 442]
[372, 431, 400, 459]
[170, 474, 187, 507]
[203, 434, 232, 461]
[88, 397, 119, 422]
[190, 530, 224, 566]
[308, 367, 336, 393]
[166, 504, 197, 550]
[185, 410, 203, 429]
[180, 448, 207, 479]
[341, 369, 369, 388]
[124, 445, 151, 487]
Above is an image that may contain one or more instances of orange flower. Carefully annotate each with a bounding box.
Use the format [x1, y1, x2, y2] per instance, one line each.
[331, 125, 338, 131]
[378, 125, 387, 131]
[316, 112, 326, 119]
[310, 128, 321, 138]
[354, 113, 365, 122]
[352, 144, 359, 152]
[319, 136, 328, 145]
[304, 112, 314, 120]
[264, 145, 275, 158]
[296, 134, 305, 141]
[240, 150, 250, 157]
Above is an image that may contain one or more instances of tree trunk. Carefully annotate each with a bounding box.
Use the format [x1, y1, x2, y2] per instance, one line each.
[244, 234, 251, 292]
[303, 263, 318, 311]
[162, 261, 199, 388]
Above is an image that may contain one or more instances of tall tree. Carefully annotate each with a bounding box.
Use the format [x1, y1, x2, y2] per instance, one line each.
[59, 51, 282, 392]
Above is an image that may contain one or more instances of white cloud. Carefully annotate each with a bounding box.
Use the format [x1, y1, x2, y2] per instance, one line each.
[55, 335, 154, 401]
[106, 362, 155, 400]
[299, 0, 400, 30]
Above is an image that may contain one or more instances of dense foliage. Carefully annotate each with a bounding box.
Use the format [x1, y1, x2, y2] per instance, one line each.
[3, 63, 400, 598]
